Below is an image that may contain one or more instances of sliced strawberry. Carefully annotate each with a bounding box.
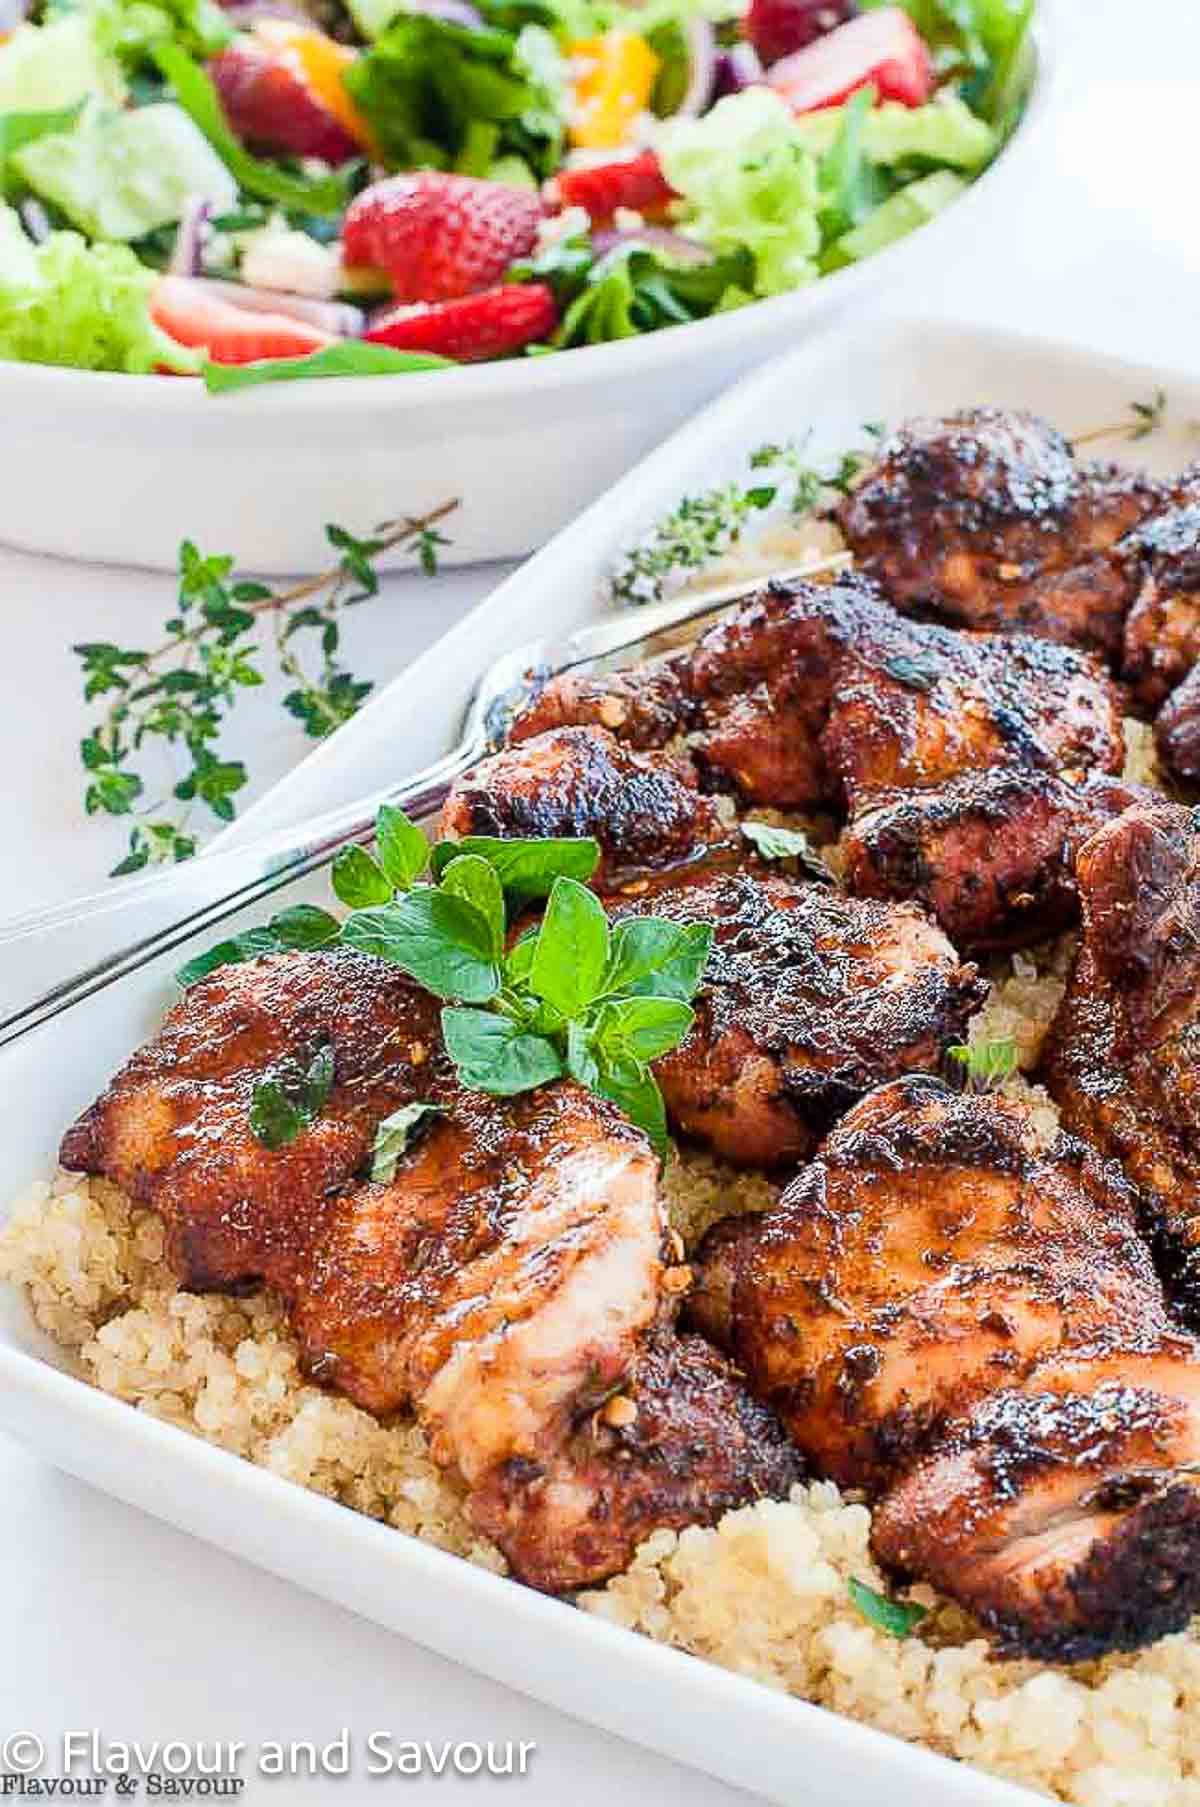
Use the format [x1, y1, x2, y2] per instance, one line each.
[768, 6, 933, 112]
[364, 284, 557, 363]
[552, 150, 678, 225]
[151, 276, 337, 364]
[209, 32, 363, 165]
[745, 0, 856, 68]
[342, 173, 543, 305]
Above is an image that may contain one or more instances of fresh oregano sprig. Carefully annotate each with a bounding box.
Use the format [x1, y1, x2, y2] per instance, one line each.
[76, 500, 457, 877]
[184, 805, 712, 1157]
[335, 816, 711, 1154]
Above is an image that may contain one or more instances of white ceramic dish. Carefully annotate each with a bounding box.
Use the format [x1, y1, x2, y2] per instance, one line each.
[2, 315, 1191, 1807]
[0, 15, 1055, 576]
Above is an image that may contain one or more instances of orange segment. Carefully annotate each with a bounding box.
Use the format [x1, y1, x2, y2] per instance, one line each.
[253, 20, 380, 159]
[568, 30, 660, 151]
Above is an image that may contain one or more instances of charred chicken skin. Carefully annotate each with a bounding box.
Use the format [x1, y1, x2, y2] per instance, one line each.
[606, 867, 984, 1166]
[59, 946, 444, 1292]
[836, 407, 1162, 658]
[61, 950, 801, 1591]
[1042, 800, 1200, 1325]
[691, 1075, 1200, 1660]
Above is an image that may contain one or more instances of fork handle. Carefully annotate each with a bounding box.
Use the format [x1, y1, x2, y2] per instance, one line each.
[0, 736, 485, 1048]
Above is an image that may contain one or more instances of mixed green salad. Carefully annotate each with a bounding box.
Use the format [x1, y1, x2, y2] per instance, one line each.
[0, 0, 1035, 383]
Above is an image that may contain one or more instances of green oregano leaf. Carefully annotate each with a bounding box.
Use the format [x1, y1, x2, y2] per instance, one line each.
[340, 892, 500, 1002]
[332, 844, 394, 909]
[175, 904, 340, 986]
[249, 1041, 335, 1150]
[439, 854, 506, 960]
[376, 803, 430, 891]
[248, 1081, 306, 1151]
[740, 820, 835, 885]
[885, 656, 938, 693]
[430, 835, 600, 899]
[441, 1008, 564, 1095]
[529, 877, 610, 1017]
[595, 1053, 669, 1155]
[593, 996, 695, 1064]
[370, 1101, 444, 1183]
[947, 1037, 1018, 1090]
[847, 1577, 928, 1640]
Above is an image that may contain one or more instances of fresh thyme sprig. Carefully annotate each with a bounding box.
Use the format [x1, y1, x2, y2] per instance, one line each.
[76, 500, 457, 876]
[606, 428, 881, 608]
[1071, 390, 1169, 449]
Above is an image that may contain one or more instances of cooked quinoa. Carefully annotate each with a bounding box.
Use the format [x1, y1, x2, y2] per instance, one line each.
[0, 610, 1190, 1802]
[11, 1090, 1200, 1807]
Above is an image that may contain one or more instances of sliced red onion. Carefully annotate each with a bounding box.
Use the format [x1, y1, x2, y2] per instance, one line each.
[18, 199, 51, 245]
[168, 198, 212, 277]
[713, 41, 765, 99]
[674, 17, 717, 116]
[592, 227, 713, 265]
[190, 277, 365, 336]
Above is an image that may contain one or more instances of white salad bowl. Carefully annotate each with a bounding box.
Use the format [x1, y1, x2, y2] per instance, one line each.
[0, 317, 1195, 1807]
[0, 10, 1057, 576]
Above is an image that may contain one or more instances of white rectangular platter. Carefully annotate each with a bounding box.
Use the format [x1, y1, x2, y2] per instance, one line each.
[3, 317, 1197, 1807]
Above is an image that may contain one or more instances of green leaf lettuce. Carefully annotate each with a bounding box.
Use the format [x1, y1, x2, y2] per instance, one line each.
[0, 205, 201, 373]
[343, 13, 566, 178]
[657, 88, 823, 298]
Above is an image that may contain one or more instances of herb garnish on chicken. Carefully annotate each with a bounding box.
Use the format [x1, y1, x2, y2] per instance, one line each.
[178, 808, 713, 1153]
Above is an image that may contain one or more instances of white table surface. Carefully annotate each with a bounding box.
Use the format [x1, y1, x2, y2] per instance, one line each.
[2, 2, 1196, 1798]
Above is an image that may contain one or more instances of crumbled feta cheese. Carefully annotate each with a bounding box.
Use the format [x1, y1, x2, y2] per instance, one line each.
[240, 228, 343, 299]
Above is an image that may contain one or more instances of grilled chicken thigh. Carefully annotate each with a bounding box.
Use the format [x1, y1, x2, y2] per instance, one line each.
[839, 413, 1200, 786]
[441, 725, 735, 887]
[511, 574, 1126, 947]
[607, 868, 983, 1165]
[61, 950, 800, 1589]
[1042, 800, 1200, 1323]
[844, 769, 1145, 952]
[59, 947, 443, 1292]
[837, 408, 1161, 657]
[469, 1327, 800, 1591]
[1156, 661, 1200, 781]
[825, 615, 1128, 949]
[1120, 473, 1200, 710]
[873, 1344, 1200, 1661]
[511, 659, 690, 752]
[692, 1075, 1200, 1659]
[512, 573, 1124, 819]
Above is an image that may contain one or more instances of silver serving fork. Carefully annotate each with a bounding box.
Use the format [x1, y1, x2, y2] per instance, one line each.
[0, 551, 849, 1047]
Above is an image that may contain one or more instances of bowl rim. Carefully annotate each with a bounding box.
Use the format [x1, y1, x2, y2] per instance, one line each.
[0, 5, 1058, 415]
